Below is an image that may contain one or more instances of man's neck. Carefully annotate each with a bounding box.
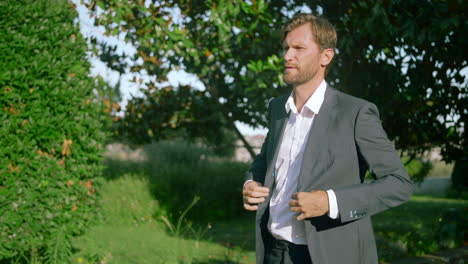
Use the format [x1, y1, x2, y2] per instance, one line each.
[293, 77, 324, 113]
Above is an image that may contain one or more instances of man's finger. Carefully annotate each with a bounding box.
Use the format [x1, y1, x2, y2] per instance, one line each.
[291, 192, 298, 199]
[243, 203, 258, 211]
[244, 182, 268, 191]
[296, 213, 306, 221]
[252, 186, 270, 193]
[250, 190, 269, 197]
[290, 206, 301, 213]
[245, 197, 265, 204]
[243, 190, 269, 198]
[288, 200, 299, 207]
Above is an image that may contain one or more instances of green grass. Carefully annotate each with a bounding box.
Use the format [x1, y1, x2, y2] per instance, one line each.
[71, 142, 467, 263]
[72, 223, 255, 264]
[99, 173, 164, 225]
[72, 174, 466, 263]
[71, 173, 256, 264]
[206, 196, 468, 263]
[373, 196, 467, 262]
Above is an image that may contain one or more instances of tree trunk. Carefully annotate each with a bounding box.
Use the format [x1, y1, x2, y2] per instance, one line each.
[451, 159, 468, 191]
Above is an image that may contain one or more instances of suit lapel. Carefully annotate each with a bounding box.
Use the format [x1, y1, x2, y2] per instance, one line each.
[297, 86, 338, 191]
[263, 96, 289, 190]
[268, 99, 289, 164]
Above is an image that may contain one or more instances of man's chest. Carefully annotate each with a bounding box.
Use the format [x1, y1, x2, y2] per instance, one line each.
[276, 112, 316, 164]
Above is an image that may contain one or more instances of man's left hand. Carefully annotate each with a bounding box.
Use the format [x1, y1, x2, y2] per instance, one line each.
[289, 191, 329, 221]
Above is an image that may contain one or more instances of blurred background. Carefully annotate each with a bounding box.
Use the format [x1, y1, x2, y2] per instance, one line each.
[1, 0, 466, 263]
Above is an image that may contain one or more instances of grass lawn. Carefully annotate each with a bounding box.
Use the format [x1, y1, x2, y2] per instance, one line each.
[207, 196, 467, 263]
[71, 172, 467, 264]
[71, 144, 466, 263]
[71, 174, 256, 264]
[373, 196, 467, 262]
[72, 223, 256, 264]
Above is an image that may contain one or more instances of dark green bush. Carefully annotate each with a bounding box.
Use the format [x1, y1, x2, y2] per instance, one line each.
[143, 141, 248, 222]
[0, 0, 108, 262]
[403, 156, 433, 183]
[103, 140, 249, 224]
[364, 156, 432, 183]
[144, 139, 213, 165]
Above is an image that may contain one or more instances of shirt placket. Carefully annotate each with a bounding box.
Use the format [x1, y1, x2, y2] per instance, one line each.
[271, 114, 294, 203]
[290, 112, 303, 164]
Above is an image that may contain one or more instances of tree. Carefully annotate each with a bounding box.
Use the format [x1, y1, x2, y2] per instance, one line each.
[0, 0, 109, 262]
[87, 0, 291, 157]
[313, 0, 467, 184]
[87, 0, 466, 179]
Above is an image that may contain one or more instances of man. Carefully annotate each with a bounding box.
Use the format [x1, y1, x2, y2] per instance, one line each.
[242, 13, 413, 264]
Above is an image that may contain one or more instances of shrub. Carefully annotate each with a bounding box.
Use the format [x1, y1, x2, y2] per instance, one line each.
[141, 141, 249, 223]
[403, 156, 433, 183]
[103, 140, 249, 224]
[365, 156, 432, 183]
[0, 0, 108, 262]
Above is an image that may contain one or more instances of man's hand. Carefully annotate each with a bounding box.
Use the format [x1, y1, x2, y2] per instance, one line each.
[242, 181, 270, 211]
[289, 190, 329, 220]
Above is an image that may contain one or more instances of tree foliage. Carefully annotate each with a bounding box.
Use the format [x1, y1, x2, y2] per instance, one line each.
[318, 0, 467, 164]
[88, 0, 466, 166]
[0, 0, 108, 262]
[89, 0, 290, 157]
[116, 85, 224, 144]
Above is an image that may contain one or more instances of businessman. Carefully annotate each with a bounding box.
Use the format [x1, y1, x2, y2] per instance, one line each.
[242, 13, 413, 264]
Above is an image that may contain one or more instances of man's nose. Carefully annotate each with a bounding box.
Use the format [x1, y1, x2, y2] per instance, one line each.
[283, 48, 293, 61]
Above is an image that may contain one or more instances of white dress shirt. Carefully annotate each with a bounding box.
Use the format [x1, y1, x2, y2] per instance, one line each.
[267, 80, 339, 244]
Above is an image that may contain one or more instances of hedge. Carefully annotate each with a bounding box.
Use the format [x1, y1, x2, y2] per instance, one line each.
[0, 0, 108, 262]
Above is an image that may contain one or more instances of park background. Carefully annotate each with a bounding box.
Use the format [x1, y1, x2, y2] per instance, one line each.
[1, 0, 467, 263]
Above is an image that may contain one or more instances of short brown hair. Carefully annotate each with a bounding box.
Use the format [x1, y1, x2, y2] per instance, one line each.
[282, 13, 337, 52]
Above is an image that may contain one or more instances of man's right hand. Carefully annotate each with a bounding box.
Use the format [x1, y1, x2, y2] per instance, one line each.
[242, 181, 270, 211]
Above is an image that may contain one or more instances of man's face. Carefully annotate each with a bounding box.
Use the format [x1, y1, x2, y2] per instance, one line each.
[283, 23, 324, 86]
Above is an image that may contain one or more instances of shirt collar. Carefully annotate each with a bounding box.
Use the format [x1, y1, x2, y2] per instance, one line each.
[285, 80, 327, 115]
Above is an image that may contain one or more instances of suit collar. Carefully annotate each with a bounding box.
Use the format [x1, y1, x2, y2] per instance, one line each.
[285, 80, 328, 115]
[322, 84, 339, 111]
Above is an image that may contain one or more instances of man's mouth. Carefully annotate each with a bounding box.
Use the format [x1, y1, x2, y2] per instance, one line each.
[285, 65, 297, 71]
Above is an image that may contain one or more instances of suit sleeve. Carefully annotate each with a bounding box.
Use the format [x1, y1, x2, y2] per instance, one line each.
[244, 100, 273, 185]
[334, 102, 414, 223]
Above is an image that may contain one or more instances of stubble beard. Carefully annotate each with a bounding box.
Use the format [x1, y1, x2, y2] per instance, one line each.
[283, 67, 317, 87]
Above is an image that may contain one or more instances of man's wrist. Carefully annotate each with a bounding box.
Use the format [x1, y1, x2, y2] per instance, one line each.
[323, 190, 330, 212]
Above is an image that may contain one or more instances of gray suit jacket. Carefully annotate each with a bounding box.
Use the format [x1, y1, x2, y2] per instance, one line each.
[245, 86, 414, 264]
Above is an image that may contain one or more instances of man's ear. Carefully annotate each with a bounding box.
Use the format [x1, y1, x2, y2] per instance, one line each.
[321, 48, 335, 67]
